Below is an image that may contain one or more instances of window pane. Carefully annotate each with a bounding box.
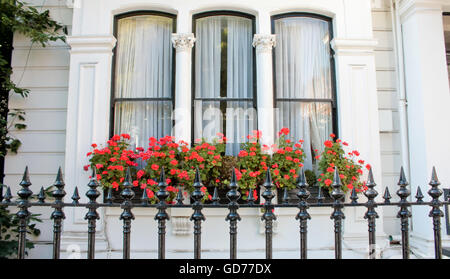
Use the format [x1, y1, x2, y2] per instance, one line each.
[273, 16, 334, 169]
[194, 15, 254, 155]
[274, 17, 332, 99]
[114, 15, 174, 145]
[276, 102, 332, 169]
[114, 101, 173, 148]
[444, 15, 450, 83]
[194, 100, 256, 155]
[195, 16, 253, 98]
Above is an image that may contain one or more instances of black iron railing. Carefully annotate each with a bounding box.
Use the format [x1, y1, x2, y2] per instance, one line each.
[1, 165, 449, 259]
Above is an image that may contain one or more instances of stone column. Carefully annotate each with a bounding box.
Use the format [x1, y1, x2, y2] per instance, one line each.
[172, 33, 195, 144]
[60, 35, 116, 258]
[398, 0, 450, 257]
[253, 34, 276, 147]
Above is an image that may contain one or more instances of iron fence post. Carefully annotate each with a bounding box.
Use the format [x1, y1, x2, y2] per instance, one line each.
[120, 168, 135, 259]
[295, 168, 310, 259]
[226, 169, 241, 259]
[364, 168, 378, 259]
[190, 168, 205, 259]
[330, 168, 345, 259]
[51, 167, 66, 259]
[16, 167, 32, 259]
[85, 168, 100, 259]
[155, 168, 170, 259]
[396, 167, 411, 259]
[261, 169, 276, 259]
[428, 167, 444, 259]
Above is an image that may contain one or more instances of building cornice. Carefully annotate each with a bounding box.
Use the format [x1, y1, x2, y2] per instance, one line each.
[67, 36, 117, 54]
[398, 0, 445, 23]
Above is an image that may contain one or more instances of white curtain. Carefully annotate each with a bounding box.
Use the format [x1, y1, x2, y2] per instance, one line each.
[194, 16, 254, 155]
[274, 17, 333, 170]
[226, 17, 255, 155]
[114, 15, 173, 148]
[194, 16, 222, 144]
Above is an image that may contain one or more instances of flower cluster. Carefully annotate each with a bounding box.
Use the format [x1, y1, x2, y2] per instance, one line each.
[316, 133, 370, 193]
[134, 135, 188, 203]
[84, 134, 137, 191]
[236, 128, 305, 200]
[85, 129, 371, 204]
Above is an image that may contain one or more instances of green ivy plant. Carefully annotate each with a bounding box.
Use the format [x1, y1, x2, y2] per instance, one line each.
[0, 0, 65, 258]
[0, 0, 66, 156]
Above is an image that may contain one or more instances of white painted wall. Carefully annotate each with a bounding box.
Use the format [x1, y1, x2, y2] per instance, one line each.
[7, 0, 449, 259]
[371, 0, 403, 236]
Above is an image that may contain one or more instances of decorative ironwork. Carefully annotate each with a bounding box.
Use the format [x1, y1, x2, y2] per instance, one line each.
[396, 166, 411, 259]
[71, 186, 80, 205]
[190, 167, 205, 259]
[261, 169, 276, 259]
[120, 168, 135, 259]
[16, 166, 32, 259]
[295, 168, 310, 259]
[50, 167, 66, 259]
[364, 168, 378, 259]
[428, 167, 444, 259]
[38, 187, 46, 204]
[85, 168, 100, 259]
[211, 187, 220, 205]
[155, 168, 170, 259]
[383, 187, 391, 204]
[415, 186, 424, 203]
[330, 168, 345, 259]
[1, 164, 448, 260]
[226, 169, 241, 259]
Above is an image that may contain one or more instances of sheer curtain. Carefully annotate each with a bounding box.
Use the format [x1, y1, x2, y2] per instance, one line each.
[194, 15, 255, 155]
[226, 17, 255, 155]
[114, 15, 173, 148]
[274, 17, 333, 170]
[194, 16, 222, 143]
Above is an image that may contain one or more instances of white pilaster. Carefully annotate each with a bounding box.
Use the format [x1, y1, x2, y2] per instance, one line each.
[331, 38, 389, 255]
[172, 33, 195, 144]
[398, 0, 450, 257]
[60, 35, 116, 257]
[253, 34, 276, 146]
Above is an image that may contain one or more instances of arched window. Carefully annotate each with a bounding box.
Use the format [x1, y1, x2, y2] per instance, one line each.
[272, 13, 337, 169]
[192, 11, 257, 155]
[111, 12, 176, 147]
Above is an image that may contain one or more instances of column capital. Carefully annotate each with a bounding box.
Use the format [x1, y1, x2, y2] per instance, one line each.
[252, 34, 276, 53]
[67, 35, 116, 54]
[171, 33, 196, 52]
[398, 0, 445, 23]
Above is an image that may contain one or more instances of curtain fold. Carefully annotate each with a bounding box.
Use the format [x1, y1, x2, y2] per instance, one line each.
[194, 16, 254, 155]
[114, 15, 173, 148]
[274, 17, 333, 170]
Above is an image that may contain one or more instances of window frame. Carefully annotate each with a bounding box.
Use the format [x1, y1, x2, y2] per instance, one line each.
[271, 12, 339, 139]
[443, 13, 450, 69]
[109, 11, 177, 139]
[191, 10, 257, 146]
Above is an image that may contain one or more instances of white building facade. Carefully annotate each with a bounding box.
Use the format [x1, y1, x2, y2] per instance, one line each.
[5, 0, 450, 258]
